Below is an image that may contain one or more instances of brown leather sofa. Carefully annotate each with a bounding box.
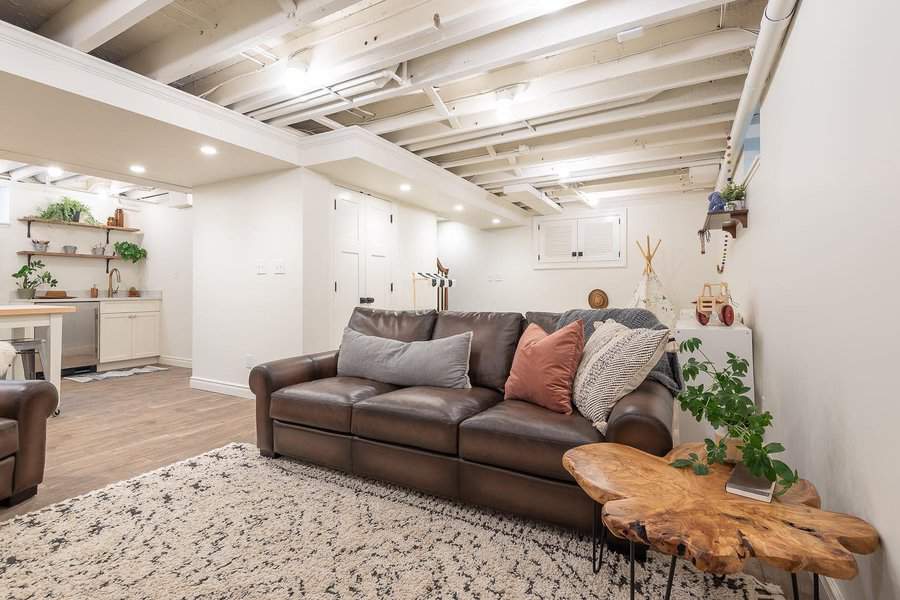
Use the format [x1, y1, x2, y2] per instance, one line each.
[250, 308, 674, 531]
[0, 380, 57, 506]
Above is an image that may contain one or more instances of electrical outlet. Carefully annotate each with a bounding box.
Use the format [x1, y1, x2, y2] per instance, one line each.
[256, 261, 266, 275]
[244, 354, 256, 368]
[273, 259, 286, 274]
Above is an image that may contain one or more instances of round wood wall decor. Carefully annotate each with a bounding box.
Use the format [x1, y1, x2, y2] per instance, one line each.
[588, 289, 609, 309]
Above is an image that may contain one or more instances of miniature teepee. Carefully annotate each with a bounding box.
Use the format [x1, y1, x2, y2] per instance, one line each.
[631, 235, 675, 327]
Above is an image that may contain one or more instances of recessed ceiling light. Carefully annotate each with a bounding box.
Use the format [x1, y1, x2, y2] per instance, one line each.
[453, 204, 464, 212]
[46, 166, 64, 177]
[200, 145, 218, 156]
[129, 164, 146, 174]
[399, 183, 412, 192]
[491, 217, 501, 225]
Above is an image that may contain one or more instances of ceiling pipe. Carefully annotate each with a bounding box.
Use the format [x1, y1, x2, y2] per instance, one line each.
[716, 0, 797, 190]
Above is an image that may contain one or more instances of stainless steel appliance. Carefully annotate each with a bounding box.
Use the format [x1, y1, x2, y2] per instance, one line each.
[36, 301, 99, 374]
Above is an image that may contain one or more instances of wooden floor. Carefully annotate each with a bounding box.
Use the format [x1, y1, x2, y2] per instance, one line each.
[0, 368, 811, 599]
[0, 367, 255, 521]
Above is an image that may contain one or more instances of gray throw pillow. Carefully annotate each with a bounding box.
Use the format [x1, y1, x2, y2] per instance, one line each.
[337, 328, 472, 388]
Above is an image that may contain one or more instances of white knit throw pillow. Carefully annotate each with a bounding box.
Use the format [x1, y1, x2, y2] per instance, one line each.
[573, 319, 669, 434]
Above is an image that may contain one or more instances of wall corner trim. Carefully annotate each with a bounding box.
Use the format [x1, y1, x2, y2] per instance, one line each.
[189, 376, 254, 400]
[159, 355, 192, 369]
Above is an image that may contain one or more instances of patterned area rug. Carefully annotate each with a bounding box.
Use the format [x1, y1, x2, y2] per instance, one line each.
[0, 444, 785, 599]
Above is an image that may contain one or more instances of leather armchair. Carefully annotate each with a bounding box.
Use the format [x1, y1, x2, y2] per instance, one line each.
[249, 351, 338, 457]
[0, 380, 57, 506]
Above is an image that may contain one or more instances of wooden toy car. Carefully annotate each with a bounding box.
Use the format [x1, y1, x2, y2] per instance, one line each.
[694, 282, 735, 326]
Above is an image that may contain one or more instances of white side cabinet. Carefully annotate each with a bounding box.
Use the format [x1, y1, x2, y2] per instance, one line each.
[99, 300, 161, 365]
[533, 210, 626, 269]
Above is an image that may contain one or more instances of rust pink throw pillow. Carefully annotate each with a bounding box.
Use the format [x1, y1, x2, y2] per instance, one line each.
[504, 321, 585, 414]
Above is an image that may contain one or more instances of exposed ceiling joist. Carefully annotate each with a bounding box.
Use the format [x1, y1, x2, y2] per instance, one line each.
[38, 0, 174, 52]
[119, 0, 359, 84]
[422, 86, 461, 129]
[263, 0, 737, 126]
[363, 28, 754, 135]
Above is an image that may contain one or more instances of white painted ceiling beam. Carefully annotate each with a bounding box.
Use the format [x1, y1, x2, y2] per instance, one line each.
[452, 126, 729, 178]
[483, 156, 723, 192]
[0, 160, 26, 174]
[264, 0, 737, 126]
[38, 0, 174, 52]
[412, 79, 744, 158]
[422, 86, 460, 129]
[470, 140, 726, 186]
[363, 29, 754, 135]
[119, 0, 359, 84]
[249, 71, 396, 121]
[8, 165, 46, 181]
[438, 115, 733, 170]
[206, 0, 587, 108]
[502, 184, 563, 216]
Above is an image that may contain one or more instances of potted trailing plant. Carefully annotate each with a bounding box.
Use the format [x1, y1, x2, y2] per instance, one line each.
[11, 261, 58, 299]
[38, 197, 99, 224]
[721, 182, 747, 210]
[113, 241, 148, 263]
[671, 338, 799, 495]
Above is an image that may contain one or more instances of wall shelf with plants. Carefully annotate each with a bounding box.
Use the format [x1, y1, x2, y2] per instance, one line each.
[702, 182, 749, 239]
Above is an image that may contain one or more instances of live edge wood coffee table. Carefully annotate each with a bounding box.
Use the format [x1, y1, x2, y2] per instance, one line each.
[563, 443, 879, 600]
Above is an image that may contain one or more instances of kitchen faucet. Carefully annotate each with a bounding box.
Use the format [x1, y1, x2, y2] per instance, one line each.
[108, 268, 121, 298]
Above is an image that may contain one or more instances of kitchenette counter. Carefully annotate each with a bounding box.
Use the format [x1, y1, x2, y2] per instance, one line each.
[11, 291, 162, 304]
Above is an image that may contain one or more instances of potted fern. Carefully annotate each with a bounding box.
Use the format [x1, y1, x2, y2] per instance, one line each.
[721, 182, 747, 210]
[671, 338, 799, 495]
[38, 197, 99, 224]
[113, 241, 148, 263]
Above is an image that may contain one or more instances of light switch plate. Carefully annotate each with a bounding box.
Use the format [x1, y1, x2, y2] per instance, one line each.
[256, 261, 266, 275]
[244, 354, 256, 368]
[273, 259, 286, 274]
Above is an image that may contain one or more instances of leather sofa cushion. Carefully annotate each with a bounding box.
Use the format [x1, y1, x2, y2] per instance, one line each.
[459, 400, 602, 482]
[349, 307, 437, 342]
[352, 386, 501, 454]
[432, 311, 524, 392]
[0, 418, 17, 459]
[271, 377, 399, 433]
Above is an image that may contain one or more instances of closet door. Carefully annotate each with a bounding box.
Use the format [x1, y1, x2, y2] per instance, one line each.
[364, 196, 393, 310]
[332, 191, 364, 347]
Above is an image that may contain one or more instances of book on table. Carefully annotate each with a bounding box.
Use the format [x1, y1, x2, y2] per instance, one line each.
[726, 463, 775, 503]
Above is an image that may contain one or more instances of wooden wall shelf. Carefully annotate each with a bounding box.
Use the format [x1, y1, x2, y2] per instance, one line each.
[19, 216, 141, 242]
[18, 250, 119, 273]
[703, 209, 748, 238]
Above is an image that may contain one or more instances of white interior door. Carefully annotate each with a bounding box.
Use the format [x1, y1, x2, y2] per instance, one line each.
[364, 196, 393, 310]
[332, 191, 364, 347]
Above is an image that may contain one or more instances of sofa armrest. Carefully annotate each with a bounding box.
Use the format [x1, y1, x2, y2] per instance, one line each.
[605, 380, 674, 457]
[249, 351, 339, 455]
[0, 380, 57, 495]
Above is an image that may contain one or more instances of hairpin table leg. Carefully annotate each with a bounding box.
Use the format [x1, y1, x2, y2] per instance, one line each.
[664, 555, 677, 600]
[592, 502, 607, 573]
[629, 540, 635, 600]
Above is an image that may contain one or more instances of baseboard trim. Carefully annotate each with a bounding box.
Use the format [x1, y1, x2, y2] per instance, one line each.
[190, 376, 253, 399]
[159, 355, 192, 368]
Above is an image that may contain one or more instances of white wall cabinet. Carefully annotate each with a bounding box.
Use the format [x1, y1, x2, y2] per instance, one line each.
[533, 210, 626, 269]
[99, 300, 161, 364]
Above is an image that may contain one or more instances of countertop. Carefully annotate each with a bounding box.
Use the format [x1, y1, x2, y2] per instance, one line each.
[9, 291, 162, 304]
[0, 304, 77, 316]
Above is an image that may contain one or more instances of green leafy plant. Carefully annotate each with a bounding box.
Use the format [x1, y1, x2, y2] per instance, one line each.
[11, 260, 58, 290]
[38, 197, 99, 224]
[113, 241, 147, 263]
[672, 338, 799, 494]
[721, 182, 747, 203]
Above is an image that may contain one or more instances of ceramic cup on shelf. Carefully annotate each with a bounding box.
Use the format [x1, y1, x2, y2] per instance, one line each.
[91, 244, 106, 256]
[62, 245, 78, 254]
[31, 240, 49, 252]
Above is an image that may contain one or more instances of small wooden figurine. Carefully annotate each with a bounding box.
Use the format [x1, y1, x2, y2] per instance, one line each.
[693, 282, 735, 326]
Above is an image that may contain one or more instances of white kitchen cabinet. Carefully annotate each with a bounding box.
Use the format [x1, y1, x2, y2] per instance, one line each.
[99, 300, 161, 364]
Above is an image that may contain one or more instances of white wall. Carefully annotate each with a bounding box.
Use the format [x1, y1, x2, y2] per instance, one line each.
[191, 168, 305, 397]
[140, 202, 193, 365]
[192, 167, 439, 392]
[438, 193, 717, 315]
[392, 202, 438, 311]
[727, 2, 899, 598]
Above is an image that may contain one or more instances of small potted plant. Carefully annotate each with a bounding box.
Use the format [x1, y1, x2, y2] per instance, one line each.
[11, 261, 59, 299]
[671, 338, 799, 495]
[113, 241, 148, 263]
[721, 182, 747, 210]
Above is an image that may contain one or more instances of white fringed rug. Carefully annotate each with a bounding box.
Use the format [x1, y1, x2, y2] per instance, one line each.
[0, 444, 785, 599]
